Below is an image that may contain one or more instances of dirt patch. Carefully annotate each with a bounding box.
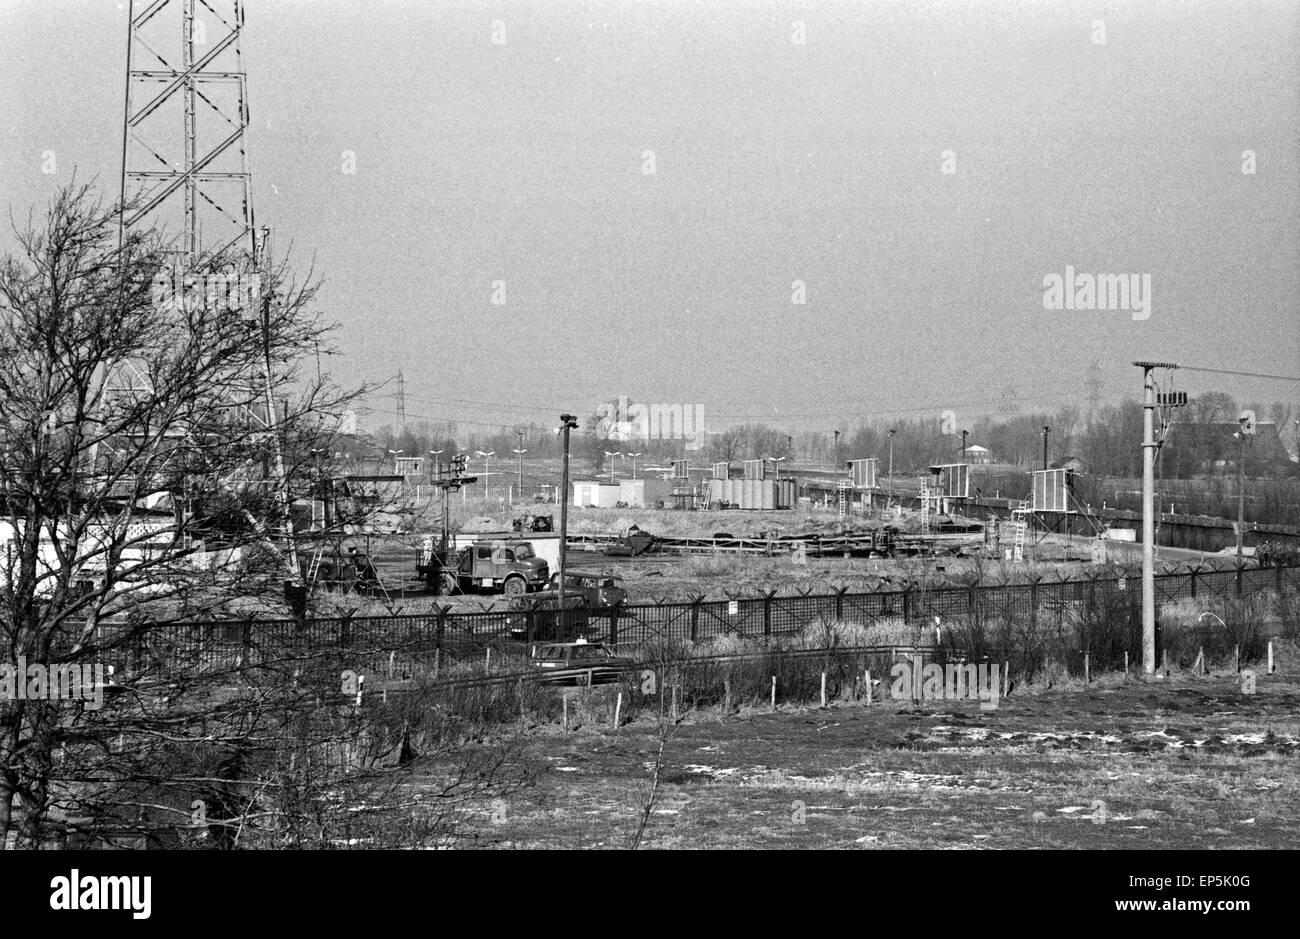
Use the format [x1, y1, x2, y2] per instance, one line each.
[431, 669, 1300, 848]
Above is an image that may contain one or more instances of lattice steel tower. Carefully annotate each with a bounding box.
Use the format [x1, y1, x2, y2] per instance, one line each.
[118, 0, 255, 261]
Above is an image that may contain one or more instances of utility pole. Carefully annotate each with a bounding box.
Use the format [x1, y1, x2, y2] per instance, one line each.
[1234, 411, 1256, 560]
[961, 429, 968, 463]
[513, 430, 526, 497]
[833, 429, 840, 469]
[1135, 361, 1177, 676]
[557, 414, 579, 631]
[1042, 425, 1050, 471]
[1237, 431, 1246, 561]
[887, 429, 896, 506]
[256, 229, 300, 589]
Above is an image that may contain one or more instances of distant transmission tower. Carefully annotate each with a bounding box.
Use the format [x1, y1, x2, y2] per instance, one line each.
[1085, 359, 1103, 417]
[115, 3, 303, 584]
[118, 0, 255, 262]
[395, 370, 407, 436]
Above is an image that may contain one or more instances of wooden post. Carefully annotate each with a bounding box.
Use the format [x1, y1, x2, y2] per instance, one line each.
[1268, 641, 1274, 675]
[1084, 652, 1090, 685]
[1002, 661, 1009, 697]
[1162, 648, 1169, 679]
[770, 675, 777, 712]
[723, 677, 731, 716]
[614, 691, 622, 728]
[1235, 644, 1240, 673]
[563, 694, 569, 733]
[388, 650, 396, 678]
[671, 685, 679, 723]
[485, 648, 492, 671]
[434, 648, 441, 679]
[865, 670, 872, 705]
[1123, 650, 1128, 676]
[820, 672, 827, 708]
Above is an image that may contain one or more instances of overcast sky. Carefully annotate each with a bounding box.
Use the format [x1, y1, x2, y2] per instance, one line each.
[2, 0, 1297, 433]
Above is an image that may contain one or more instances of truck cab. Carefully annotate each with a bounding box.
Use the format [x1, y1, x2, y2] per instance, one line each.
[458, 539, 549, 596]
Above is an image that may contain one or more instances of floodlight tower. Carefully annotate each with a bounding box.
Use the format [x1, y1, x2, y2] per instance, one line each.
[119, 0, 256, 261]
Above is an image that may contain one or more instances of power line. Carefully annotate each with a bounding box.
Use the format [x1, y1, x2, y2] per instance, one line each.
[1177, 365, 1300, 383]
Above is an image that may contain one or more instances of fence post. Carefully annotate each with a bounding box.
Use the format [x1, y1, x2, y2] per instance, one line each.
[1029, 578, 1039, 631]
[609, 602, 620, 646]
[1236, 563, 1244, 598]
[690, 599, 700, 642]
[763, 591, 773, 638]
[968, 583, 977, 618]
[340, 611, 353, 648]
[1189, 563, 1199, 600]
[835, 587, 847, 622]
[435, 606, 447, 656]
[241, 615, 253, 667]
[902, 586, 913, 625]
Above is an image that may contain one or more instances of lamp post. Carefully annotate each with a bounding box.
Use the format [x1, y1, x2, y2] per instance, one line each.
[476, 450, 494, 499]
[514, 431, 526, 496]
[961, 429, 968, 464]
[604, 451, 623, 485]
[1042, 426, 1050, 471]
[557, 414, 579, 631]
[764, 455, 786, 480]
[627, 451, 642, 479]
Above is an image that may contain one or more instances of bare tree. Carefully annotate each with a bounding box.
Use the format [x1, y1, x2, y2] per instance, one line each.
[0, 185, 480, 847]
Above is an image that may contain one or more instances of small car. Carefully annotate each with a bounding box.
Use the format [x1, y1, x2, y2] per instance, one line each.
[545, 571, 627, 609]
[527, 640, 635, 685]
[505, 592, 591, 643]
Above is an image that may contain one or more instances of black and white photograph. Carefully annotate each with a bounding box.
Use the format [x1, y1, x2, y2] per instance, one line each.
[0, 0, 1296, 915]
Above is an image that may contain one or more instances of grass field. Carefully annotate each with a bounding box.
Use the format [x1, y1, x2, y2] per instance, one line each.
[436, 664, 1300, 849]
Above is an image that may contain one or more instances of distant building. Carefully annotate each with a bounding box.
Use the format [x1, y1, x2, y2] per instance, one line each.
[962, 444, 992, 464]
[572, 482, 621, 508]
[1052, 455, 1089, 474]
